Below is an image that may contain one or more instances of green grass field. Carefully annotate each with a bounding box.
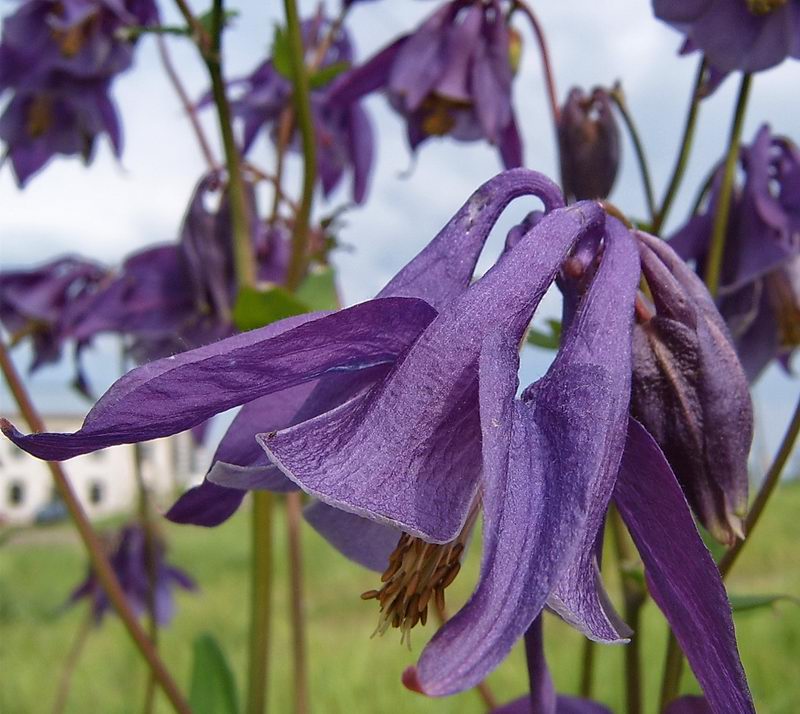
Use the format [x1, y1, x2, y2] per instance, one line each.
[2, 482, 799, 713]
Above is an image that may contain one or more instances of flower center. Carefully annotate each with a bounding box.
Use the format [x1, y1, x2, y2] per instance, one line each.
[419, 95, 471, 137]
[26, 96, 53, 138]
[361, 519, 473, 646]
[745, 0, 787, 15]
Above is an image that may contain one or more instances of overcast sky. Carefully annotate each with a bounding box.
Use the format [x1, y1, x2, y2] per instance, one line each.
[0, 0, 798, 463]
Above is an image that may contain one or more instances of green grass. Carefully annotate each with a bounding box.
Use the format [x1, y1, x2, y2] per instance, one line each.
[1, 482, 799, 713]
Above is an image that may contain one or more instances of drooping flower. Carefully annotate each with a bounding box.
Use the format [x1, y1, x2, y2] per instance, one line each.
[652, 0, 800, 73]
[669, 124, 800, 378]
[225, 10, 374, 203]
[0, 0, 158, 185]
[68, 523, 196, 625]
[558, 87, 620, 201]
[328, 0, 522, 167]
[632, 231, 754, 545]
[1, 169, 753, 713]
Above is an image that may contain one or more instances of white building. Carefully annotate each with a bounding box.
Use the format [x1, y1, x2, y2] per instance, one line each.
[0, 412, 205, 525]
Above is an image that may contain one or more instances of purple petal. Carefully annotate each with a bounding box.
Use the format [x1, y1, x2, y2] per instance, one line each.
[303, 500, 401, 571]
[614, 420, 754, 714]
[165, 480, 245, 527]
[2, 298, 436, 461]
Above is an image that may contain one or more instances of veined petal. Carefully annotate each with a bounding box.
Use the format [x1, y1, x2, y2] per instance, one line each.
[1, 298, 436, 461]
[262, 204, 605, 544]
[379, 168, 564, 310]
[614, 420, 754, 714]
[414, 216, 639, 694]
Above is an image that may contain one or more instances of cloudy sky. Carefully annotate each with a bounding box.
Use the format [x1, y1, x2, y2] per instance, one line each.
[0, 0, 798, 463]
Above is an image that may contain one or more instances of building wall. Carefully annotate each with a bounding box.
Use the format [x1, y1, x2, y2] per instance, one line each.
[0, 415, 202, 525]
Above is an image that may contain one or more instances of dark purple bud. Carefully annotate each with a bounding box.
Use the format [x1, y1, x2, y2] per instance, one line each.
[631, 232, 753, 545]
[558, 87, 620, 201]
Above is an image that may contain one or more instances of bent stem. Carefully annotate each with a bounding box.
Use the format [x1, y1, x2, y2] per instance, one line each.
[660, 396, 800, 708]
[0, 341, 191, 714]
[283, 0, 318, 292]
[52, 610, 93, 714]
[652, 58, 706, 234]
[609, 85, 657, 226]
[703, 73, 752, 296]
[286, 493, 309, 714]
[247, 492, 274, 714]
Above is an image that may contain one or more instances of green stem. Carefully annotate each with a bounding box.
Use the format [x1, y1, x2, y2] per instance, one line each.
[703, 73, 752, 296]
[0, 341, 191, 714]
[203, 0, 256, 288]
[659, 633, 684, 710]
[52, 611, 93, 714]
[579, 639, 595, 699]
[286, 493, 309, 714]
[610, 509, 645, 714]
[282, 0, 318, 292]
[246, 492, 274, 714]
[652, 58, 706, 234]
[609, 85, 657, 226]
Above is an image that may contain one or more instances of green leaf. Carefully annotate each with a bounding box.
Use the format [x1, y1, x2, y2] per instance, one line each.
[233, 285, 310, 332]
[197, 8, 239, 36]
[308, 61, 350, 89]
[271, 24, 293, 80]
[526, 319, 562, 350]
[295, 265, 340, 311]
[189, 633, 239, 714]
[729, 593, 800, 614]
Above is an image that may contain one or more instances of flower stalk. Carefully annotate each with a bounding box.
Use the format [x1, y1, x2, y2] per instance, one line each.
[0, 340, 191, 714]
[286, 492, 310, 714]
[703, 73, 752, 296]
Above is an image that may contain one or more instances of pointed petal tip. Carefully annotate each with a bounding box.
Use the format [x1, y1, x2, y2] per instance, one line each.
[402, 666, 425, 695]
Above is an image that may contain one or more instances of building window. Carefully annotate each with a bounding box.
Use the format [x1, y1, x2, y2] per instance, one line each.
[8, 480, 25, 506]
[88, 480, 104, 505]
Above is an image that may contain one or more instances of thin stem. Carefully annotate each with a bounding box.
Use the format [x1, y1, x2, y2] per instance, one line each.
[610, 508, 645, 714]
[171, 0, 210, 50]
[660, 395, 800, 708]
[246, 492, 273, 714]
[703, 73, 752, 296]
[286, 493, 309, 714]
[609, 85, 657, 226]
[268, 109, 295, 225]
[513, 0, 560, 126]
[52, 610, 93, 714]
[203, 0, 256, 289]
[720, 396, 800, 577]
[156, 35, 218, 172]
[0, 341, 191, 714]
[652, 58, 706, 234]
[283, 0, 318, 291]
[579, 639, 595, 699]
[433, 601, 498, 710]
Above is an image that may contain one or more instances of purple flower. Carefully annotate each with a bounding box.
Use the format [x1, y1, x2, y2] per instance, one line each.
[669, 124, 800, 378]
[328, 0, 522, 167]
[2, 169, 753, 713]
[68, 523, 196, 625]
[558, 87, 620, 201]
[225, 12, 374, 203]
[0, 255, 107, 390]
[0, 0, 157, 184]
[652, 0, 800, 73]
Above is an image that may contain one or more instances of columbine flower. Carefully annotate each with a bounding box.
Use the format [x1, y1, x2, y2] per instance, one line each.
[558, 87, 620, 201]
[652, 0, 800, 73]
[225, 11, 374, 203]
[0, 0, 158, 184]
[68, 524, 196, 625]
[0, 255, 107, 391]
[2, 169, 753, 713]
[669, 124, 800, 378]
[328, 0, 522, 167]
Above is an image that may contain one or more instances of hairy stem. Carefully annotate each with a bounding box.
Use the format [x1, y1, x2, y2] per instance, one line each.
[703, 73, 752, 296]
[652, 58, 706, 234]
[0, 341, 190, 714]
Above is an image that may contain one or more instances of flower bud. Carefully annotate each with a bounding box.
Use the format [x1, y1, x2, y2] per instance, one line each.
[558, 87, 620, 201]
[631, 232, 753, 545]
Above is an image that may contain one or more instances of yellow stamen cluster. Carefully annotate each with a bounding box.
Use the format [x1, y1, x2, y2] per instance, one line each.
[361, 532, 465, 647]
[745, 0, 788, 16]
[420, 95, 472, 137]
